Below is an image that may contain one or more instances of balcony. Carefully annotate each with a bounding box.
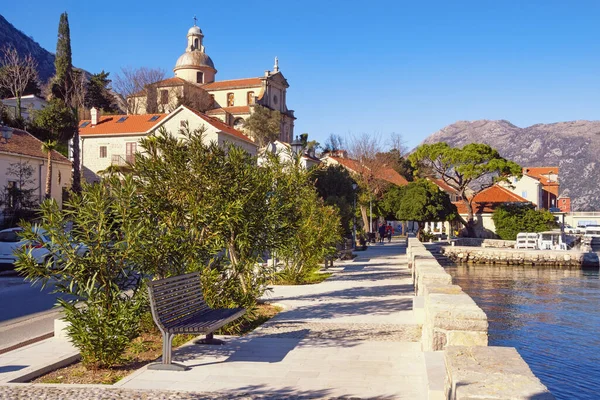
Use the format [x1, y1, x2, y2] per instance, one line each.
[111, 154, 134, 166]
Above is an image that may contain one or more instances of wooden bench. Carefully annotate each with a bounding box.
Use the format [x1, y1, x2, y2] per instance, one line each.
[147, 272, 246, 371]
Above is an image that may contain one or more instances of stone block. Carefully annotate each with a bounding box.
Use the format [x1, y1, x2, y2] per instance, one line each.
[444, 346, 554, 400]
[445, 330, 488, 347]
[54, 318, 70, 341]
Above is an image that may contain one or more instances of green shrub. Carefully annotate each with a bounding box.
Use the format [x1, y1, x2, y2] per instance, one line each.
[492, 203, 558, 240]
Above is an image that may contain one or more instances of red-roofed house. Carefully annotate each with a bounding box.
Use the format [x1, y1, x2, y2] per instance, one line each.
[501, 166, 560, 210]
[127, 23, 295, 143]
[79, 105, 257, 182]
[320, 154, 409, 187]
[0, 128, 72, 219]
[454, 185, 531, 237]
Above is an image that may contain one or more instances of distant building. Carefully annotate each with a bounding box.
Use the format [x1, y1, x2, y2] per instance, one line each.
[78, 105, 256, 182]
[320, 151, 409, 187]
[453, 185, 531, 237]
[557, 196, 571, 213]
[502, 167, 560, 210]
[259, 141, 320, 170]
[0, 94, 47, 120]
[127, 22, 295, 143]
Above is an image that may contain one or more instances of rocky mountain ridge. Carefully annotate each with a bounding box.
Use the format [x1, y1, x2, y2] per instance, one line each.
[422, 119, 600, 211]
[0, 14, 56, 82]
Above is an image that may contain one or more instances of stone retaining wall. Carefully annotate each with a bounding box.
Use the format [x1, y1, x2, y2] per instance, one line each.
[451, 238, 516, 248]
[407, 237, 555, 399]
[441, 245, 599, 268]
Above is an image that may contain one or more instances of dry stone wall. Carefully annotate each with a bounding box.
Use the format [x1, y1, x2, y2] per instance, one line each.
[441, 245, 599, 268]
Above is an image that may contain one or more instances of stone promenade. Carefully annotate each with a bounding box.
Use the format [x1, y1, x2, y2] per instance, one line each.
[0, 239, 429, 399]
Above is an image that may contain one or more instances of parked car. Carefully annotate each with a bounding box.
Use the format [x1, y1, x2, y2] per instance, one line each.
[0, 226, 88, 271]
[0, 227, 52, 270]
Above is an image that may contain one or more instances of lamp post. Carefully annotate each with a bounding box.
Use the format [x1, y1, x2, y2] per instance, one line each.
[352, 183, 358, 249]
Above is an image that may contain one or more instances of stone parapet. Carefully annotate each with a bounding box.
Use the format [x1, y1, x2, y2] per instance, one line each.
[444, 346, 555, 399]
[408, 238, 488, 352]
[441, 245, 599, 268]
[408, 238, 554, 398]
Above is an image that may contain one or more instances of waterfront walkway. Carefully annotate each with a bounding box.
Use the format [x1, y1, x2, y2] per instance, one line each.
[0, 239, 429, 399]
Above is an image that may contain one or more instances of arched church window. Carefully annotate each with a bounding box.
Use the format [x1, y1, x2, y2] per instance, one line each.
[197, 71, 204, 84]
[194, 38, 199, 49]
[227, 93, 234, 107]
[247, 91, 255, 105]
[233, 118, 245, 129]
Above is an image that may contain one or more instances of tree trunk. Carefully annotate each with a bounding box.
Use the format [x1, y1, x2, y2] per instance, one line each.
[45, 151, 52, 199]
[71, 128, 81, 194]
[360, 204, 368, 232]
[15, 93, 22, 120]
[458, 198, 477, 237]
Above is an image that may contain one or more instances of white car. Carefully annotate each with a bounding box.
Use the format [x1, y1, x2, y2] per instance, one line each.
[0, 227, 88, 271]
[0, 227, 52, 270]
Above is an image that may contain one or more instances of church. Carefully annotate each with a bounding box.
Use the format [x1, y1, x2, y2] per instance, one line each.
[127, 21, 295, 143]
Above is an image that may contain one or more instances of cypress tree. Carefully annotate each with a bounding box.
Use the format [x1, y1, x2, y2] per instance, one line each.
[52, 12, 73, 100]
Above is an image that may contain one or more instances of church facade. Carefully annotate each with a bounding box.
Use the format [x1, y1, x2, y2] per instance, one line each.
[128, 22, 295, 143]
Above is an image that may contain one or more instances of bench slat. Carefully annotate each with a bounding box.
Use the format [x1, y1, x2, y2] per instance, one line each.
[168, 308, 246, 333]
[153, 287, 206, 311]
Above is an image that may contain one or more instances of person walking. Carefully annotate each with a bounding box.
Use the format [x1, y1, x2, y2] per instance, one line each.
[386, 223, 393, 243]
[378, 223, 386, 244]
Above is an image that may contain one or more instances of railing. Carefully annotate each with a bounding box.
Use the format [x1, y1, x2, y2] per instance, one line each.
[111, 154, 127, 166]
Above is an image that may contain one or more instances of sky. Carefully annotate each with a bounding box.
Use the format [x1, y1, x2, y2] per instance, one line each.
[3, 1, 600, 150]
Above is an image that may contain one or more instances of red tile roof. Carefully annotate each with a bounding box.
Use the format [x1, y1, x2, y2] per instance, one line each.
[453, 184, 530, 214]
[427, 177, 460, 195]
[0, 129, 71, 164]
[202, 78, 263, 91]
[206, 106, 251, 115]
[185, 107, 255, 145]
[523, 167, 559, 186]
[129, 77, 192, 97]
[79, 114, 167, 136]
[327, 156, 408, 187]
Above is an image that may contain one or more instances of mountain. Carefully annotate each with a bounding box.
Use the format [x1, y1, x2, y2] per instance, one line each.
[422, 119, 600, 211]
[0, 14, 56, 82]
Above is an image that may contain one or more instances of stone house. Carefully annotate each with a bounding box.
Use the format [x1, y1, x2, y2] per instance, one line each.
[78, 105, 257, 182]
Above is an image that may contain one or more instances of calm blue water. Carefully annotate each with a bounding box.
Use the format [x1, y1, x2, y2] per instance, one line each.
[444, 264, 600, 400]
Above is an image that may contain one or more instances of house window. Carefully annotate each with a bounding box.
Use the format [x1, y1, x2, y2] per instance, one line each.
[247, 91, 255, 105]
[196, 71, 204, 84]
[160, 89, 169, 105]
[562, 199, 566, 204]
[126, 142, 137, 164]
[227, 93, 234, 107]
[99, 146, 107, 158]
[521, 191, 528, 198]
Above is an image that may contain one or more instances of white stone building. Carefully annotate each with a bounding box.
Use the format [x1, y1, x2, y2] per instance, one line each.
[79, 105, 257, 182]
[1, 94, 47, 120]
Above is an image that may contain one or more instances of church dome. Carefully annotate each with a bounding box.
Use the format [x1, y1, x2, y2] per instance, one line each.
[188, 26, 202, 36]
[174, 51, 215, 70]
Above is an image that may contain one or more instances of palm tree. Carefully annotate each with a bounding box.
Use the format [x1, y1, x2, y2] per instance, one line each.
[41, 140, 58, 199]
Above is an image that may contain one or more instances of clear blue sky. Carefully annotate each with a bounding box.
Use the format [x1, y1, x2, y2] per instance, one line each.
[3, 1, 600, 149]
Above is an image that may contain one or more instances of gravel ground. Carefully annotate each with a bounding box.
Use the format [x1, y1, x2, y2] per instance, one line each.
[0, 385, 364, 400]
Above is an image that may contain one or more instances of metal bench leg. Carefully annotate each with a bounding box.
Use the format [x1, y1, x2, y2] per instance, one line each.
[148, 331, 189, 371]
[195, 332, 225, 345]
